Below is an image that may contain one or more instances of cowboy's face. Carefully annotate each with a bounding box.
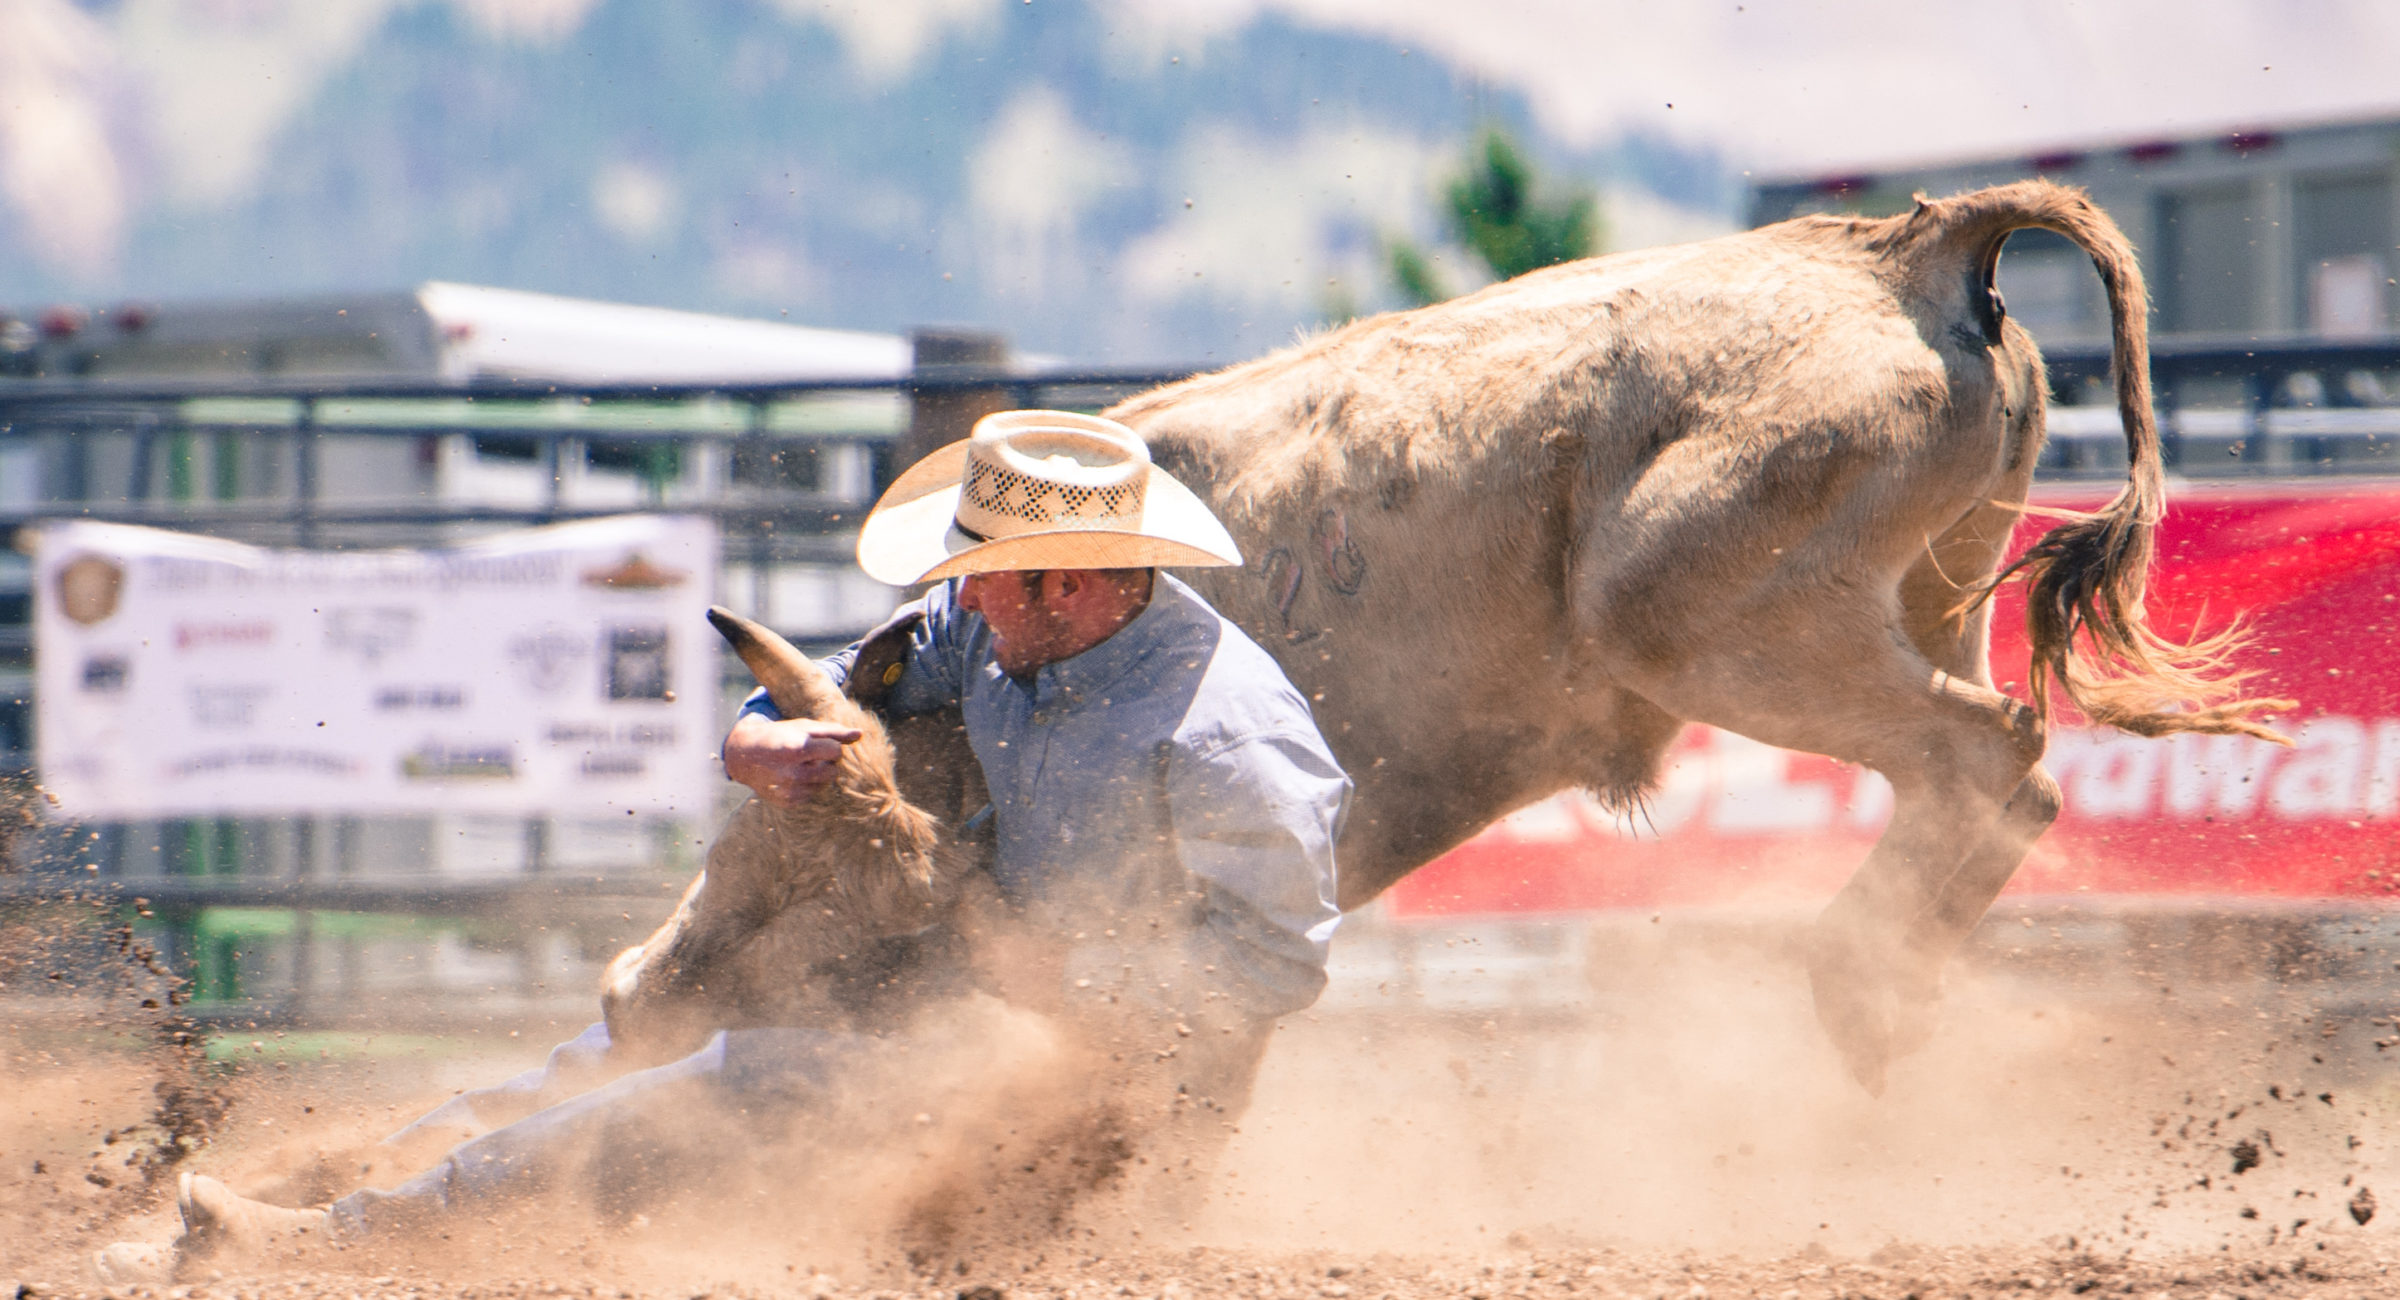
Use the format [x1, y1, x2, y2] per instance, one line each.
[958, 569, 1072, 676]
[957, 567, 1153, 677]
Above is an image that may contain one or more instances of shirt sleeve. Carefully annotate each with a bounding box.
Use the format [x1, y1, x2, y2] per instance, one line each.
[1160, 730, 1350, 1019]
[733, 582, 971, 725]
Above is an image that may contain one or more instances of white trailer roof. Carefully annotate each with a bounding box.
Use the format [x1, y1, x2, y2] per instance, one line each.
[10, 283, 912, 384]
[415, 282, 908, 384]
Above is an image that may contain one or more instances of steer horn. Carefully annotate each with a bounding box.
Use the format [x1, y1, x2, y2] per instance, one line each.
[707, 605, 848, 721]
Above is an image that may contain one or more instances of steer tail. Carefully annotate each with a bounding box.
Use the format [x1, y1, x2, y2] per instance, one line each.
[1895, 181, 2290, 742]
[707, 605, 851, 722]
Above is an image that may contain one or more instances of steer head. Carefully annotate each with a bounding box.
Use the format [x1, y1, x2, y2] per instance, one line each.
[707, 605, 853, 731]
[600, 606, 986, 1064]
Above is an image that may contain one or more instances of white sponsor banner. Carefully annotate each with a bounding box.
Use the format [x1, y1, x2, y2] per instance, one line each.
[34, 516, 721, 819]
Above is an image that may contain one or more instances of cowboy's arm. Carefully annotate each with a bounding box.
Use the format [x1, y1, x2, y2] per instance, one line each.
[1063, 731, 1349, 1024]
[726, 585, 969, 803]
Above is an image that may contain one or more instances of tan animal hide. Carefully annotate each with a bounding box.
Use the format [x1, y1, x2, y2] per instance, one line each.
[599, 607, 988, 1062]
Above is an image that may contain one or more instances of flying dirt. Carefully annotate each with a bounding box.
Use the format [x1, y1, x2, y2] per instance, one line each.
[6, 907, 2397, 1297]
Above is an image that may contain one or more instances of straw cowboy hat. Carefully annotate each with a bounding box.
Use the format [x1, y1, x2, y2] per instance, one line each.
[855, 410, 1242, 585]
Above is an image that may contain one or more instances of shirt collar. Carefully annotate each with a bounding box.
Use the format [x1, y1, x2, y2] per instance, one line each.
[1033, 572, 1197, 700]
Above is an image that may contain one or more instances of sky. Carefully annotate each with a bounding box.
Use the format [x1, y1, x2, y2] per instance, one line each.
[7, 0, 2400, 321]
[1228, 0, 2400, 177]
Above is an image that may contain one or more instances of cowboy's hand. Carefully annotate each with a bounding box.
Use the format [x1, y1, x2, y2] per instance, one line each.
[723, 713, 863, 807]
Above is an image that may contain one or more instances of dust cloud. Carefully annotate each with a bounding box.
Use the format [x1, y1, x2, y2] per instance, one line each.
[4, 906, 2398, 1298]
[1215, 914, 2391, 1261]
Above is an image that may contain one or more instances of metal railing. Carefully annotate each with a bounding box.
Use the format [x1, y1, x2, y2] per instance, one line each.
[0, 362, 1193, 1024]
[0, 366, 1194, 535]
[2039, 334, 2400, 478]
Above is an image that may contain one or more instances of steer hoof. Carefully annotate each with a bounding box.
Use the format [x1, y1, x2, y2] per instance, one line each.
[1809, 976, 1892, 1096]
[1805, 927, 1898, 1096]
[1886, 968, 1945, 1059]
[1807, 922, 1948, 1096]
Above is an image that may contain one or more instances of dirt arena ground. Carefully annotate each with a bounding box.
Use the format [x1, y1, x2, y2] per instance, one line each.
[4, 919, 2396, 1299]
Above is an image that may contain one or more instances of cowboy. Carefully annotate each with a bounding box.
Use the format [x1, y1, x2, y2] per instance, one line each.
[99, 411, 1347, 1279]
[729, 409, 1347, 1034]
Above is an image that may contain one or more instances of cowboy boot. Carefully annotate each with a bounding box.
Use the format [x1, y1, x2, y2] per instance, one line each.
[177, 1171, 331, 1258]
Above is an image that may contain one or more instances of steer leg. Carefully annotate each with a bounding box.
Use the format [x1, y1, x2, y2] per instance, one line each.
[1882, 765, 2062, 1056]
[1873, 499, 2065, 1055]
[1804, 682, 2045, 1094]
[1613, 607, 2045, 1094]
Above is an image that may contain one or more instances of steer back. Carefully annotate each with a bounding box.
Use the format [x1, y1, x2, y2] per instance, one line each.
[601, 607, 987, 1061]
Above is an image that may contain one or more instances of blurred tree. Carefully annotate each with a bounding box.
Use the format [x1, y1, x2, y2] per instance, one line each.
[1390, 128, 1601, 307]
[1388, 243, 1446, 309]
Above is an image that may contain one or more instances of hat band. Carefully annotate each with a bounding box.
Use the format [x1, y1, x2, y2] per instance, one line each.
[957, 455, 1145, 539]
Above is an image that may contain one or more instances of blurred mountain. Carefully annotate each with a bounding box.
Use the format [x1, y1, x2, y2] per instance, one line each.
[3, 0, 1733, 363]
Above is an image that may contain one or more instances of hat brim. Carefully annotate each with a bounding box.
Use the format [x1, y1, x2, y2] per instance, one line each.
[855, 438, 1243, 585]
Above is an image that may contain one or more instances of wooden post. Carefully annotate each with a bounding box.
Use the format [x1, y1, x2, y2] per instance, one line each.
[900, 327, 1010, 483]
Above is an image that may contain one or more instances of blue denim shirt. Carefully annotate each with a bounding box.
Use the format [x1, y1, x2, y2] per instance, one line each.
[738, 574, 1347, 1021]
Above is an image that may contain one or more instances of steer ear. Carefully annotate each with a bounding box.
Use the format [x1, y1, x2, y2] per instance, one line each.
[707, 606, 848, 721]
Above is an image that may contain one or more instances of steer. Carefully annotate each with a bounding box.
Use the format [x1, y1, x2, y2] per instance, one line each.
[616, 180, 2285, 1094]
[1117, 178, 2287, 1091]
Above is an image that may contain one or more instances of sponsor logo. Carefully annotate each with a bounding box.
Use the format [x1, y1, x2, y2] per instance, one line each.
[547, 722, 678, 746]
[54, 552, 125, 626]
[579, 753, 647, 776]
[604, 626, 671, 701]
[80, 654, 129, 693]
[324, 607, 418, 663]
[167, 748, 364, 779]
[508, 626, 587, 693]
[399, 743, 518, 780]
[374, 686, 466, 711]
[2047, 717, 2400, 821]
[581, 550, 687, 590]
[187, 684, 272, 730]
[175, 620, 272, 652]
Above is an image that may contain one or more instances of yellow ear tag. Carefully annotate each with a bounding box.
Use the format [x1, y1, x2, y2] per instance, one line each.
[881, 662, 905, 687]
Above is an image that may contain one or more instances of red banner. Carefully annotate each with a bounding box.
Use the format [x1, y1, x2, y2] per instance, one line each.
[1388, 480, 2400, 917]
